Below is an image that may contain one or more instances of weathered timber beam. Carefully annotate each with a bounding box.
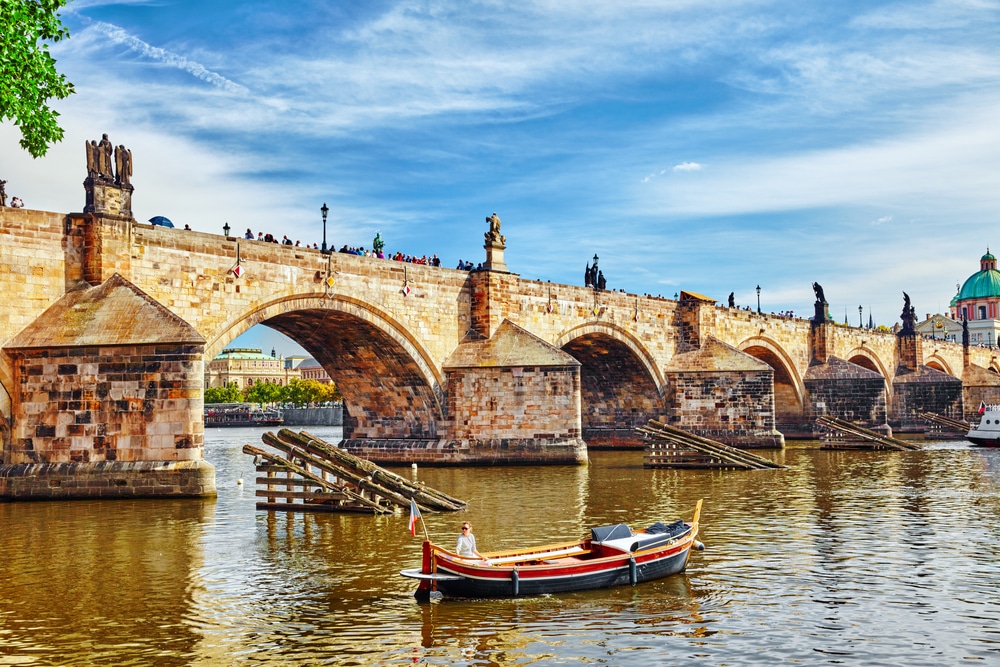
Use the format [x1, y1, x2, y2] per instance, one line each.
[243, 444, 392, 514]
[273, 430, 466, 511]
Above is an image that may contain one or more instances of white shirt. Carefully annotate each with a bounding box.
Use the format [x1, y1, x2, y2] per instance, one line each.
[456, 532, 477, 557]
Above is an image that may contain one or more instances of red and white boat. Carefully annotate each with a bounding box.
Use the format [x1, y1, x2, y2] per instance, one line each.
[401, 500, 703, 599]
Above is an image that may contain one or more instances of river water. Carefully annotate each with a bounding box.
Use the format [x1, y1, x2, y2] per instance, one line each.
[1, 428, 998, 666]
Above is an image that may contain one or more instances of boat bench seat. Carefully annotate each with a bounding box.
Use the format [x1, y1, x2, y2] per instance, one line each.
[490, 546, 590, 565]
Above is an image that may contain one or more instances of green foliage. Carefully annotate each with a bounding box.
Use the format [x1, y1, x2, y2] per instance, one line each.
[204, 382, 243, 404]
[0, 0, 76, 158]
[321, 381, 342, 403]
[282, 378, 342, 405]
[244, 381, 284, 406]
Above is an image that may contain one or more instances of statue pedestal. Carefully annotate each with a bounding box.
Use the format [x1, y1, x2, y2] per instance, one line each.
[483, 241, 508, 272]
[83, 177, 134, 220]
[813, 300, 830, 323]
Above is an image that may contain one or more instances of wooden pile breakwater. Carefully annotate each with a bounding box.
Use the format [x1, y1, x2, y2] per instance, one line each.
[243, 429, 467, 514]
[815, 416, 921, 451]
[919, 412, 969, 437]
[639, 421, 786, 470]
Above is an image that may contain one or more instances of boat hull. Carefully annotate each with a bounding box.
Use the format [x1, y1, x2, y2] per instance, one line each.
[430, 545, 692, 598]
[966, 435, 1000, 447]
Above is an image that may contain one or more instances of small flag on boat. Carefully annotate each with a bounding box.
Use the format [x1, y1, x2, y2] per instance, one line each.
[408, 498, 422, 536]
[980, 401, 987, 415]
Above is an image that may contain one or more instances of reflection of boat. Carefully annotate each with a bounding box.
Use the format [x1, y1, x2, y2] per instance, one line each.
[966, 406, 1000, 447]
[205, 403, 284, 427]
[402, 501, 703, 599]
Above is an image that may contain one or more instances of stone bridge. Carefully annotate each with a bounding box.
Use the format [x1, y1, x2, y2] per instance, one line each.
[2, 175, 999, 499]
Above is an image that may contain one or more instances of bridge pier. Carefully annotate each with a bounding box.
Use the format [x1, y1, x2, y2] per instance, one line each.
[0, 273, 216, 500]
[891, 329, 963, 432]
[666, 294, 784, 448]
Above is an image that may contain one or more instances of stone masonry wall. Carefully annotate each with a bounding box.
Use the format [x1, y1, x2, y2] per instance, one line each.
[666, 369, 781, 448]
[803, 358, 889, 432]
[891, 367, 964, 432]
[445, 365, 582, 443]
[8, 343, 204, 464]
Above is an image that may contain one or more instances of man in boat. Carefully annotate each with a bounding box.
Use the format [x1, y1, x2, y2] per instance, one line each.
[456, 522, 487, 561]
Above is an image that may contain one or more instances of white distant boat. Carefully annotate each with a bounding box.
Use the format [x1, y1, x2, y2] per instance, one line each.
[965, 404, 1000, 447]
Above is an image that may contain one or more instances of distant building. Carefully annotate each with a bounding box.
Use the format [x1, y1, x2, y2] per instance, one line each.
[206, 348, 302, 389]
[297, 358, 333, 384]
[948, 249, 1000, 346]
[915, 313, 962, 343]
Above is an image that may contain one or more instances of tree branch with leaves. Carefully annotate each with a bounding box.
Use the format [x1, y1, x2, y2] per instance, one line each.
[1, 0, 76, 158]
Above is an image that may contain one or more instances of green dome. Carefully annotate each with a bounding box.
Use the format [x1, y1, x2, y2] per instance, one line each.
[958, 269, 1000, 301]
[983, 251, 996, 261]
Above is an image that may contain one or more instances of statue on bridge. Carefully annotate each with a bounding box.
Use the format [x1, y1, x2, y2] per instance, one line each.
[812, 282, 826, 304]
[812, 281, 830, 323]
[899, 292, 916, 333]
[596, 270, 606, 291]
[114, 145, 132, 186]
[0, 179, 6, 207]
[485, 212, 506, 246]
[963, 315, 969, 348]
[585, 254, 600, 289]
[728, 292, 735, 308]
[86, 134, 131, 186]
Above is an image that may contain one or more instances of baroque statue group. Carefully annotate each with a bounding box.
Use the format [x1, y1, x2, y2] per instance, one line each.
[85, 133, 132, 186]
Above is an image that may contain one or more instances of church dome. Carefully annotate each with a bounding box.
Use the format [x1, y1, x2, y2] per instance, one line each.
[957, 248, 1000, 301]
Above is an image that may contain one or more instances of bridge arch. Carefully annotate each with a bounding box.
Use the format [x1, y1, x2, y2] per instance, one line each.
[555, 323, 664, 392]
[845, 347, 891, 380]
[844, 346, 893, 411]
[555, 322, 664, 444]
[924, 353, 956, 377]
[205, 293, 446, 439]
[738, 336, 805, 419]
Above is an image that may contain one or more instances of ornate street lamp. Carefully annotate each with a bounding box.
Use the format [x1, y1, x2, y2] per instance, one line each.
[320, 202, 329, 254]
[222, 222, 230, 237]
[859, 305, 863, 328]
[756, 285, 761, 314]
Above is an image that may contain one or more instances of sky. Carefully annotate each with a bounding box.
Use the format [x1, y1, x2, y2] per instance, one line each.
[3, 0, 1000, 356]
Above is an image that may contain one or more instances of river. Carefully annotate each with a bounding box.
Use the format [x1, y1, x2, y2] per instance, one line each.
[1, 428, 998, 666]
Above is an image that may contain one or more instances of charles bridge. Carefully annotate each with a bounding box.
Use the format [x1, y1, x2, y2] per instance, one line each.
[2, 140, 998, 499]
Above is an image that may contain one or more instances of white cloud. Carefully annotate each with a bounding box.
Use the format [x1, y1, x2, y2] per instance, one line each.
[872, 215, 893, 226]
[86, 21, 249, 96]
[673, 162, 703, 172]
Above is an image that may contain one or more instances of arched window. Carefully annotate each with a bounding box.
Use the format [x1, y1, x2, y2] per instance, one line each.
[979, 305, 987, 320]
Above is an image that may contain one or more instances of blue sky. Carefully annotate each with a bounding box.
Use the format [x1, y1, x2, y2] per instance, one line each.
[3, 0, 1000, 355]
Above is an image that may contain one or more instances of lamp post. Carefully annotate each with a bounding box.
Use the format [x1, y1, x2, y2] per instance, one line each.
[756, 285, 761, 314]
[859, 305, 863, 328]
[222, 222, 230, 238]
[320, 203, 329, 254]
